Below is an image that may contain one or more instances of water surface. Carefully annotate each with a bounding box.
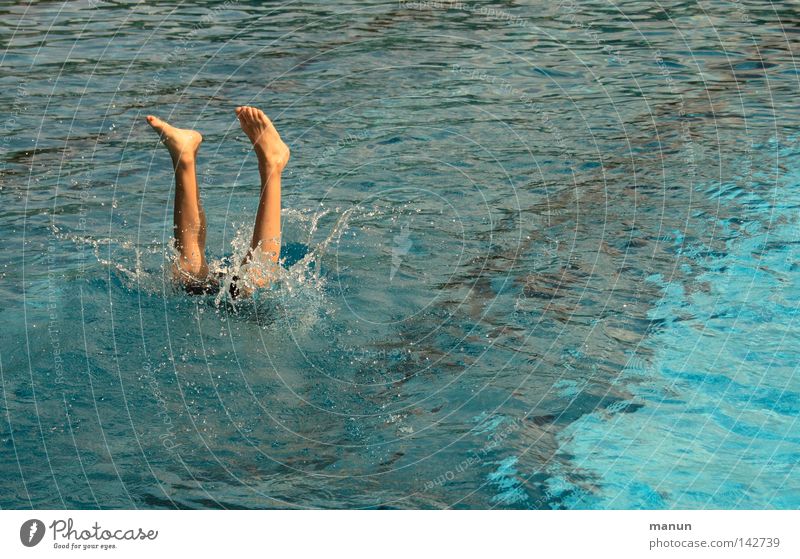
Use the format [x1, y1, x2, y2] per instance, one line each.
[1, 0, 799, 508]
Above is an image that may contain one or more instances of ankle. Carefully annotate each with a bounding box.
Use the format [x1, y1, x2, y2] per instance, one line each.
[258, 158, 286, 178]
[255, 145, 290, 173]
[172, 153, 196, 169]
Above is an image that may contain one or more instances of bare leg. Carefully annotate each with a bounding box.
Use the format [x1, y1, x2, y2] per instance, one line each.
[145, 115, 208, 286]
[235, 106, 290, 293]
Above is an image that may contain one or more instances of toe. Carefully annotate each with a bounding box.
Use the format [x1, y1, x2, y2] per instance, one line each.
[146, 115, 166, 130]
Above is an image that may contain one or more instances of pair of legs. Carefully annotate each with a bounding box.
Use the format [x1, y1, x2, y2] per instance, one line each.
[146, 106, 290, 296]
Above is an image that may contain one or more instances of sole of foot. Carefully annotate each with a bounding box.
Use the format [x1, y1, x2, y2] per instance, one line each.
[235, 106, 290, 170]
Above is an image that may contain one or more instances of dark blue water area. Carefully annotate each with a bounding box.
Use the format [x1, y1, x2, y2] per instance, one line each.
[2, 1, 800, 509]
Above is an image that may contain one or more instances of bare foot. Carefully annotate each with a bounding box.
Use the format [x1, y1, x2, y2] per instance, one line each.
[236, 106, 290, 171]
[146, 115, 203, 165]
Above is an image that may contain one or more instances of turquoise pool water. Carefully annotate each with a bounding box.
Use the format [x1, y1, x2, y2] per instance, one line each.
[1, 0, 799, 508]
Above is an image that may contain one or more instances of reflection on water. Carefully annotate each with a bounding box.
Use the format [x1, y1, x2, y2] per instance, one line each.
[1, 0, 799, 508]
